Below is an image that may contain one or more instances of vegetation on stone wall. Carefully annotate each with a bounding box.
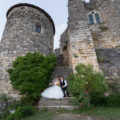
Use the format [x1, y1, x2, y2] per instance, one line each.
[116, 45, 120, 50]
[96, 54, 106, 63]
[62, 41, 68, 51]
[63, 45, 67, 51]
[108, 79, 120, 95]
[68, 64, 107, 107]
[98, 22, 108, 32]
[99, 26, 108, 31]
[74, 54, 78, 58]
[7, 52, 57, 104]
[0, 94, 12, 110]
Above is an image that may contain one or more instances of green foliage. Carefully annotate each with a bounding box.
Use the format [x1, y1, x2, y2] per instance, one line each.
[13, 105, 35, 119]
[105, 94, 120, 107]
[7, 105, 35, 120]
[1, 101, 36, 120]
[116, 45, 120, 50]
[62, 45, 67, 51]
[0, 94, 9, 102]
[91, 93, 120, 107]
[7, 52, 57, 104]
[68, 64, 107, 107]
[99, 25, 108, 31]
[0, 109, 9, 120]
[62, 41, 68, 51]
[108, 82, 120, 94]
[91, 77, 120, 106]
[90, 92, 106, 106]
[74, 54, 78, 58]
[97, 54, 106, 63]
[0, 93, 12, 109]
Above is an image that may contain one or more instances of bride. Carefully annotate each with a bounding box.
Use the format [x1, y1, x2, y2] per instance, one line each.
[41, 77, 64, 99]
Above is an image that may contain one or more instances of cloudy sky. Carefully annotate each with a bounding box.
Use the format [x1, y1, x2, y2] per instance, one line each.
[0, 0, 89, 49]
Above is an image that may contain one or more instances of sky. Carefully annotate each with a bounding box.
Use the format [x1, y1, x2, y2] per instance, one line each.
[0, 0, 89, 49]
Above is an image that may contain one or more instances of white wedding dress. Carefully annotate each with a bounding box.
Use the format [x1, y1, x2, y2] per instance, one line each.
[41, 80, 64, 99]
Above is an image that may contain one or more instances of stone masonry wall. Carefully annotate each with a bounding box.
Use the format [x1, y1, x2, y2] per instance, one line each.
[67, 0, 99, 71]
[0, 4, 55, 97]
[96, 48, 120, 82]
[86, 0, 120, 49]
[60, 0, 120, 72]
[60, 28, 70, 65]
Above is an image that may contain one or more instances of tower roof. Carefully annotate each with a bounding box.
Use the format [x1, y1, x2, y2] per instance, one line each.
[6, 3, 55, 35]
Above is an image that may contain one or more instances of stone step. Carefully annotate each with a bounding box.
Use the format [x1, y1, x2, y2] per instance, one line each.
[54, 68, 72, 71]
[51, 66, 73, 80]
[39, 102, 73, 106]
[37, 105, 79, 110]
[37, 97, 78, 110]
[39, 98, 73, 106]
[54, 69, 72, 71]
[39, 97, 72, 103]
[52, 71, 71, 73]
[40, 97, 70, 101]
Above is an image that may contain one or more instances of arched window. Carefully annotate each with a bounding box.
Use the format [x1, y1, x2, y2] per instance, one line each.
[95, 13, 101, 24]
[88, 14, 94, 25]
[88, 12, 101, 25]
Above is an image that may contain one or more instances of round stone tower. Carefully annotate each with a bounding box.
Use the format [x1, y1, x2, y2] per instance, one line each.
[0, 3, 55, 97]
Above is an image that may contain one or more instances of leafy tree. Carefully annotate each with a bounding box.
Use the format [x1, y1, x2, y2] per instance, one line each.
[8, 52, 57, 104]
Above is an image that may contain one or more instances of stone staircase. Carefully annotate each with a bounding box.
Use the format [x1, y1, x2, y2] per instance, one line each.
[51, 65, 73, 80]
[37, 97, 79, 110]
[37, 54, 75, 110]
[37, 65, 75, 110]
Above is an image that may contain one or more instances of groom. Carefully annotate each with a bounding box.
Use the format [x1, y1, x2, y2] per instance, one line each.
[59, 76, 68, 97]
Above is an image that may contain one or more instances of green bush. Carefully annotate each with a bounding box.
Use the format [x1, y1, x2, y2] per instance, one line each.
[0, 93, 12, 109]
[90, 92, 106, 106]
[13, 105, 35, 119]
[91, 93, 120, 107]
[7, 52, 57, 104]
[108, 81, 120, 94]
[68, 64, 107, 107]
[5, 105, 36, 120]
[6, 114, 15, 120]
[0, 101, 36, 120]
[105, 94, 120, 107]
[1, 109, 9, 120]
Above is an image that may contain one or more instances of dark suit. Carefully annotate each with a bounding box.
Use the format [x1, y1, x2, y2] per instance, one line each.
[60, 79, 68, 97]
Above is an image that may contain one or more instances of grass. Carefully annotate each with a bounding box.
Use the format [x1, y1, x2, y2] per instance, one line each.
[24, 107, 120, 120]
[71, 106, 120, 120]
[24, 108, 56, 120]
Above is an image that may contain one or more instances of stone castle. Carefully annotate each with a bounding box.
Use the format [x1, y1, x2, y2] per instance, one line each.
[0, 3, 55, 96]
[60, 0, 120, 71]
[0, 0, 120, 97]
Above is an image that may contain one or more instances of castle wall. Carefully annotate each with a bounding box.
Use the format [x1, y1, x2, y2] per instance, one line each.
[60, 29, 70, 65]
[60, 0, 120, 72]
[0, 4, 55, 97]
[86, 0, 120, 48]
[67, 0, 99, 71]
